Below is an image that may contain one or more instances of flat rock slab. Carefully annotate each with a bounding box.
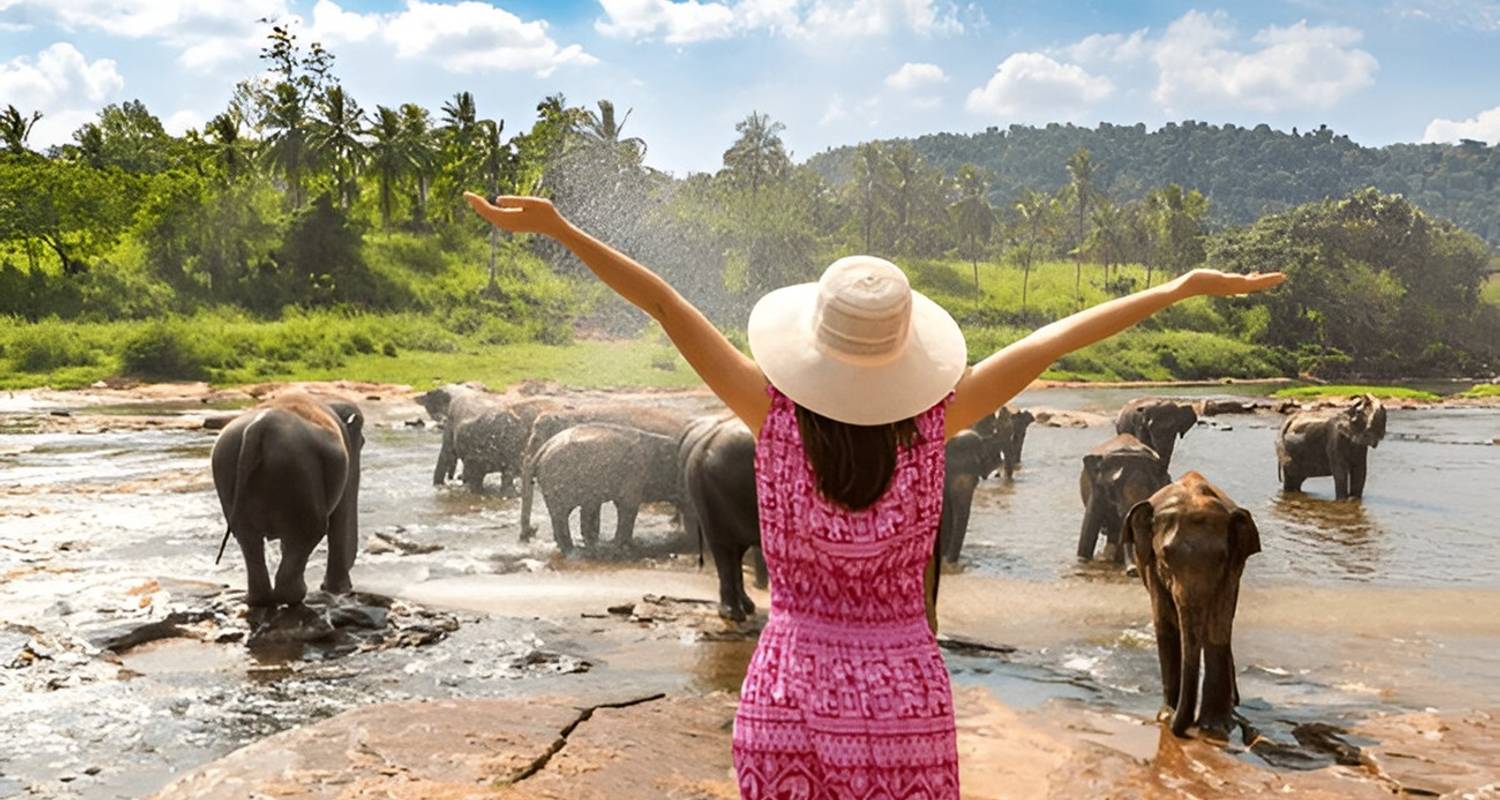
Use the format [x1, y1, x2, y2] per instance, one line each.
[151, 694, 737, 800]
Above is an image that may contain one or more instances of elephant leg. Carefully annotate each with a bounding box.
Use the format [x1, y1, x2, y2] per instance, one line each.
[519, 455, 539, 541]
[1196, 643, 1236, 740]
[580, 505, 602, 546]
[712, 543, 746, 622]
[321, 509, 355, 595]
[271, 532, 320, 607]
[238, 533, 274, 608]
[950, 489, 974, 563]
[731, 546, 754, 618]
[1332, 464, 1350, 500]
[1078, 496, 1105, 561]
[1282, 469, 1304, 493]
[1228, 645, 1241, 707]
[463, 466, 486, 494]
[549, 504, 574, 554]
[614, 499, 641, 548]
[1349, 447, 1369, 499]
[751, 546, 768, 590]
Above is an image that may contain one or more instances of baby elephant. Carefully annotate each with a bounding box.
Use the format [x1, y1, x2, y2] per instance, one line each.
[211, 394, 364, 608]
[1125, 472, 1260, 740]
[1078, 433, 1170, 564]
[532, 424, 680, 553]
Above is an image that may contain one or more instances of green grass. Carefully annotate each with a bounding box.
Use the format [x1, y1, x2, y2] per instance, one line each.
[1482, 274, 1500, 308]
[1459, 383, 1500, 398]
[1271, 384, 1440, 401]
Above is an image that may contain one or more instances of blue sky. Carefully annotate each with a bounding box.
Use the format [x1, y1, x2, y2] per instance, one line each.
[2, 1, 1498, 175]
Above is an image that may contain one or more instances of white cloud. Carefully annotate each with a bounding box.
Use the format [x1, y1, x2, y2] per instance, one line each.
[164, 109, 205, 136]
[594, 0, 964, 42]
[819, 94, 848, 127]
[884, 62, 946, 90]
[1388, 0, 1500, 32]
[0, 42, 124, 147]
[964, 52, 1112, 120]
[18, 0, 293, 69]
[1063, 29, 1150, 64]
[379, 0, 595, 76]
[1424, 104, 1500, 145]
[308, 0, 382, 45]
[1151, 12, 1377, 112]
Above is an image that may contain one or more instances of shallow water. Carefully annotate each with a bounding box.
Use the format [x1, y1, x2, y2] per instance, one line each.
[2, 386, 1498, 795]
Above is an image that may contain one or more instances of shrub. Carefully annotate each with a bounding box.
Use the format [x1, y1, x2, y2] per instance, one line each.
[121, 322, 209, 380]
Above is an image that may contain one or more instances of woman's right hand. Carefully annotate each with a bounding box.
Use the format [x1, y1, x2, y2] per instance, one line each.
[464, 193, 570, 238]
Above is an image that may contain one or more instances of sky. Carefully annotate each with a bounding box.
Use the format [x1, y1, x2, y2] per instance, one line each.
[2, 0, 1498, 176]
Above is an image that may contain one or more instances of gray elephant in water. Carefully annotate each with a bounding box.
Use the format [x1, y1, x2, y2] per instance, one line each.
[937, 421, 1009, 564]
[210, 394, 364, 608]
[531, 424, 681, 553]
[679, 414, 765, 621]
[1078, 433, 1171, 564]
[1116, 398, 1198, 469]
[519, 404, 690, 540]
[1126, 472, 1259, 740]
[419, 384, 559, 493]
[1277, 394, 1386, 500]
[992, 406, 1035, 480]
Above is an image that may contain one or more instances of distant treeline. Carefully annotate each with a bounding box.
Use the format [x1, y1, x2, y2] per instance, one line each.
[1, 20, 1496, 381]
[807, 121, 1500, 246]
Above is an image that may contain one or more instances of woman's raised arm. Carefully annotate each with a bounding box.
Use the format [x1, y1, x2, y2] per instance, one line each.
[465, 193, 771, 432]
[945, 269, 1284, 437]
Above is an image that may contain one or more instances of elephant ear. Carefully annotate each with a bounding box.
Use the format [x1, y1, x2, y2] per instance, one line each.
[1229, 507, 1261, 563]
[1123, 500, 1155, 570]
[1082, 452, 1103, 476]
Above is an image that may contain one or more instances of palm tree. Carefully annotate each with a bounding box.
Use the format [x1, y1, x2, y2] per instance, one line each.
[476, 118, 510, 292]
[1087, 198, 1126, 286]
[399, 103, 437, 226]
[576, 99, 646, 170]
[204, 112, 250, 183]
[1066, 147, 1098, 306]
[260, 82, 311, 208]
[438, 91, 480, 221]
[722, 111, 788, 194]
[366, 105, 409, 227]
[850, 142, 888, 252]
[309, 85, 367, 209]
[1, 106, 42, 154]
[1014, 188, 1057, 312]
[948, 164, 994, 294]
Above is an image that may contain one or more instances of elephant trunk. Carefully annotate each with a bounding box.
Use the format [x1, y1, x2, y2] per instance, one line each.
[519, 451, 538, 542]
[1171, 626, 1201, 737]
[1077, 495, 1104, 560]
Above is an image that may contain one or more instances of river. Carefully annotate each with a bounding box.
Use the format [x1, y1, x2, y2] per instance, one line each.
[1, 383, 1497, 797]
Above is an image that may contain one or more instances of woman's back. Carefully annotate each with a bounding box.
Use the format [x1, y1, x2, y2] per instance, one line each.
[735, 385, 959, 799]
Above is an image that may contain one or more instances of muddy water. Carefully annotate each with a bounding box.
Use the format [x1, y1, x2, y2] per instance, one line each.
[2, 386, 1498, 796]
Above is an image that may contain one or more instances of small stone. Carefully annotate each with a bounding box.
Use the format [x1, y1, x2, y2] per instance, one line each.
[83, 766, 101, 776]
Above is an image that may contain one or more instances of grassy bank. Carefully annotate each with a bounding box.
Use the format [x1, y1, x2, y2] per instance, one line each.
[1271, 385, 1442, 401]
[0, 259, 1356, 391]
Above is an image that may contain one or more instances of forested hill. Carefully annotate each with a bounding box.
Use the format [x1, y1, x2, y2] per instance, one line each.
[804, 121, 1500, 245]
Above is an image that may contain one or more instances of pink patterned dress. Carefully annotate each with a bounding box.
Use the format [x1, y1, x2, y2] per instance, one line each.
[733, 386, 959, 799]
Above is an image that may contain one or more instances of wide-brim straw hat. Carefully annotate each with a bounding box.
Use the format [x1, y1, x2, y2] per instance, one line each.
[748, 255, 967, 426]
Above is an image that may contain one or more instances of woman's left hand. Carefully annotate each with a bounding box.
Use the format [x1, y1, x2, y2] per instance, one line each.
[1177, 268, 1286, 297]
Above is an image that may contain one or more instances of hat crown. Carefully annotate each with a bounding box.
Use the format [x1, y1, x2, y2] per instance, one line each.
[813, 256, 912, 362]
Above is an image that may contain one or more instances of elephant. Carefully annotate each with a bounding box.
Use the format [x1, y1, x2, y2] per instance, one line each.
[420, 384, 560, 493]
[1078, 433, 1171, 564]
[1116, 398, 1198, 469]
[519, 404, 691, 540]
[679, 414, 765, 621]
[210, 394, 365, 609]
[992, 406, 1035, 480]
[1277, 394, 1386, 500]
[1125, 472, 1260, 739]
[937, 423, 1008, 564]
[530, 423, 682, 553]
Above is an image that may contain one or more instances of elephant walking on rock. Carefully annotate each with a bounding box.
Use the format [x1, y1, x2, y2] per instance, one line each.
[1116, 398, 1198, 469]
[679, 414, 764, 621]
[1277, 394, 1386, 500]
[1078, 434, 1170, 564]
[210, 394, 365, 609]
[1125, 472, 1260, 739]
[530, 424, 681, 553]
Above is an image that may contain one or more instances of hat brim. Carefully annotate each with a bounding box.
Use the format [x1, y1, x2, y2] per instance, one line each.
[747, 282, 967, 426]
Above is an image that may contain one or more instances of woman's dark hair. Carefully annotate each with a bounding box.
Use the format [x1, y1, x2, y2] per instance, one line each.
[794, 404, 921, 510]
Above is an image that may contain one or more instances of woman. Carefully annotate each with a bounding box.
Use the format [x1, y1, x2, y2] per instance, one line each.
[465, 192, 1282, 798]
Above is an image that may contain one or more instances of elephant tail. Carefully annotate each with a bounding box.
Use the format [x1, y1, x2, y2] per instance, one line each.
[226, 410, 268, 541]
